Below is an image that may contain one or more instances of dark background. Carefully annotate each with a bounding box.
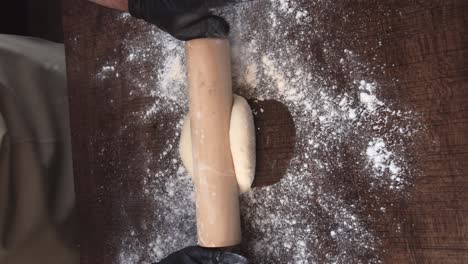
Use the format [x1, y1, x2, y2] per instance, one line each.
[0, 0, 63, 42]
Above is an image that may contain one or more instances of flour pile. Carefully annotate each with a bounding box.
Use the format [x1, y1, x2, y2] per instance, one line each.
[95, 1, 421, 263]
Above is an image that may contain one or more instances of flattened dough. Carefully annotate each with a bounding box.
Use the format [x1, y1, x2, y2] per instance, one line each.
[179, 95, 256, 194]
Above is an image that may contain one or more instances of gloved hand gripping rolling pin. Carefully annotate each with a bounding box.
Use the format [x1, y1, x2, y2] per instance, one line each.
[89, 0, 245, 262]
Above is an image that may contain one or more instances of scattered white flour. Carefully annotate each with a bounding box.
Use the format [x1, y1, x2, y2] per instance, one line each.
[366, 138, 404, 189]
[91, 0, 422, 263]
[358, 80, 384, 112]
[97, 63, 117, 80]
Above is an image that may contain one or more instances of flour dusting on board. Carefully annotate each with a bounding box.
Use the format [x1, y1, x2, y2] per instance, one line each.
[94, 1, 421, 263]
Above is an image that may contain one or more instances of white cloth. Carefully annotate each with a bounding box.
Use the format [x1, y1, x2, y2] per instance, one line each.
[0, 34, 78, 264]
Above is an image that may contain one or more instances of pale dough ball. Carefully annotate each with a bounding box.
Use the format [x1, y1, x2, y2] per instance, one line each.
[179, 95, 256, 194]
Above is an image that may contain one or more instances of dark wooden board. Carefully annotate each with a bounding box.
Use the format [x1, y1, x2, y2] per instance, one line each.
[62, 0, 468, 263]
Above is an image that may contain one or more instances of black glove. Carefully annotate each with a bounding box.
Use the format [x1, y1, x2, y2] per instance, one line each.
[128, 0, 233, 41]
[157, 246, 248, 264]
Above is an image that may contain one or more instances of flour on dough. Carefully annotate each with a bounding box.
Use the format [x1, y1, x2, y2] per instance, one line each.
[179, 95, 256, 194]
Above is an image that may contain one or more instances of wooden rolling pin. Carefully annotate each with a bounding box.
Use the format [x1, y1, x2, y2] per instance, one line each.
[185, 38, 241, 247]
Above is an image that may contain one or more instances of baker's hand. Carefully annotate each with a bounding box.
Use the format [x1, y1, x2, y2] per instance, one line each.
[128, 0, 233, 41]
[157, 246, 247, 264]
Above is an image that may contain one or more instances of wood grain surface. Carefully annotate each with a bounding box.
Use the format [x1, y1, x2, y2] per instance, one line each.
[62, 0, 468, 263]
